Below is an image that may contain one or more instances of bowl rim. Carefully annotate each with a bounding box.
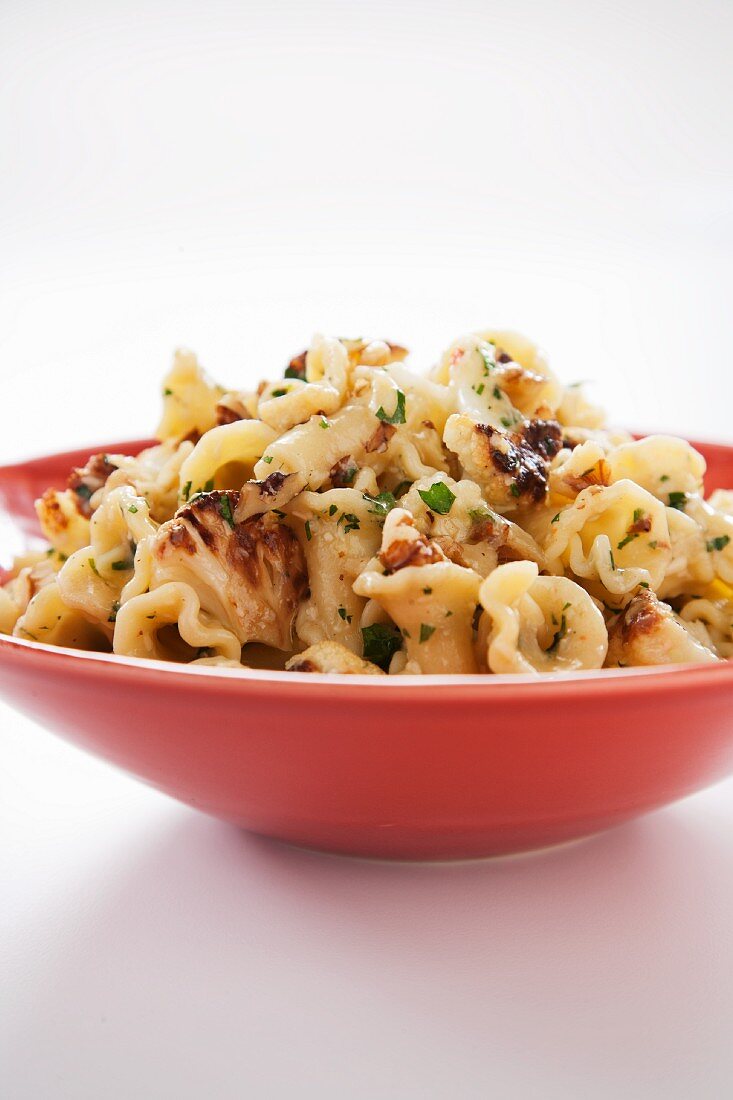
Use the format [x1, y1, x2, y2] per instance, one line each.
[2, 632, 732, 701]
[1, 433, 733, 697]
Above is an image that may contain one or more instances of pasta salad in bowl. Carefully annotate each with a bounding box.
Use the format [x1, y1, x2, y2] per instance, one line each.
[2, 329, 732, 673]
[1, 328, 732, 859]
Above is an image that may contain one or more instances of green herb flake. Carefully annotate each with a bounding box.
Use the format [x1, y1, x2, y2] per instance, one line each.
[546, 613, 567, 654]
[707, 534, 731, 553]
[609, 549, 616, 571]
[617, 532, 638, 550]
[364, 491, 397, 517]
[203, 478, 215, 493]
[478, 345, 495, 375]
[163, 387, 173, 396]
[474, 382, 485, 396]
[649, 540, 658, 549]
[660, 474, 670, 483]
[320, 417, 330, 430]
[668, 491, 688, 511]
[342, 513, 360, 533]
[376, 389, 406, 425]
[111, 559, 133, 571]
[219, 495, 235, 529]
[88, 558, 100, 576]
[108, 601, 121, 624]
[361, 623, 402, 670]
[271, 389, 287, 398]
[639, 581, 650, 589]
[422, 586, 433, 595]
[551, 512, 561, 524]
[493, 385, 502, 400]
[417, 481, 456, 515]
[328, 504, 338, 516]
[419, 623, 436, 643]
[394, 480, 412, 498]
[262, 455, 273, 464]
[509, 483, 521, 498]
[182, 480, 192, 502]
[74, 483, 93, 502]
[305, 520, 312, 541]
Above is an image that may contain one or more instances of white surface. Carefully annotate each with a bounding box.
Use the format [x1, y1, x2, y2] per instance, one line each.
[2, 0, 733, 1096]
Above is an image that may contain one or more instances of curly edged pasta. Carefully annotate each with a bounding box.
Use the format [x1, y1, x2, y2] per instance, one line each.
[1, 327, 728, 675]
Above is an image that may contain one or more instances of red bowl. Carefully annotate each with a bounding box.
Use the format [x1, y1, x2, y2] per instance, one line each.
[1, 437, 733, 861]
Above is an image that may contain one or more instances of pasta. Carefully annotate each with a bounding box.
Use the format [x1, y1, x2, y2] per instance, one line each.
[2, 330, 731, 675]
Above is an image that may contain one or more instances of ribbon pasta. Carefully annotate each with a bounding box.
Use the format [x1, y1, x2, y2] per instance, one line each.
[3, 328, 730, 673]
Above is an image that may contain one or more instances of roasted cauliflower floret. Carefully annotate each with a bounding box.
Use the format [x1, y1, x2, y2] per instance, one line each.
[149, 490, 308, 650]
[605, 588, 718, 667]
[286, 641, 385, 675]
[443, 414, 562, 512]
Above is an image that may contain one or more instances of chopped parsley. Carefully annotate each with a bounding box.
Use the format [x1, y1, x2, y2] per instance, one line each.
[219, 495, 235, 529]
[203, 478, 215, 493]
[328, 504, 338, 516]
[478, 345, 495, 375]
[128, 504, 139, 514]
[271, 388, 287, 398]
[111, 559, 133, 571]
[473, 382, 485, 396]
[361, 623, 402, 670]
[500, 417, 512, 428]
[468, 507, 494, 525]
[660, 474, 670, 483]
[419, 624, 436, 643]
[417, 481, 456, 515]
[649, 540, 658, 549]
[546, 613, 567, 653]
[376, 389, 406, 425]
[493, 385, 502, 400]
[163, 387, 173, 396]
[74, 483, 93, 502]
[551, 512, 561, 524]
[182, 480, 192, 501]
[364, 491, 397, 517]
[707, 535, 730, 553]
[320, 417, 330, 429]
[609, 549, 616, 571]
[509, 483, 521, 498]
[617, 532, 638, 550]
[639, 581, 650, 589]
[88, 558, 100, 576]
[337, 606, 353, 624]
[668, 491, 688, 511]
[305, 520, 312, 541]
[262, 455, 273, 464]
[284, 364, 303, 379]
[394, 480, 412, 498]
[108, 601, 121, 624]
[340, 513, 360, 533]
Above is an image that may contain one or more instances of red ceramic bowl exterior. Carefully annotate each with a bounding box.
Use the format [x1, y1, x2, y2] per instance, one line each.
[1, 437, 733, 861]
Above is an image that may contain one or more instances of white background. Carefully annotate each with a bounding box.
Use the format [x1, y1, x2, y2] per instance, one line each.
[2, 1, 733, 1096]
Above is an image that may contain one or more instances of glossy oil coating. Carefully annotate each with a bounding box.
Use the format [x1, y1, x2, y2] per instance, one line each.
[1, 437, 732, 859]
